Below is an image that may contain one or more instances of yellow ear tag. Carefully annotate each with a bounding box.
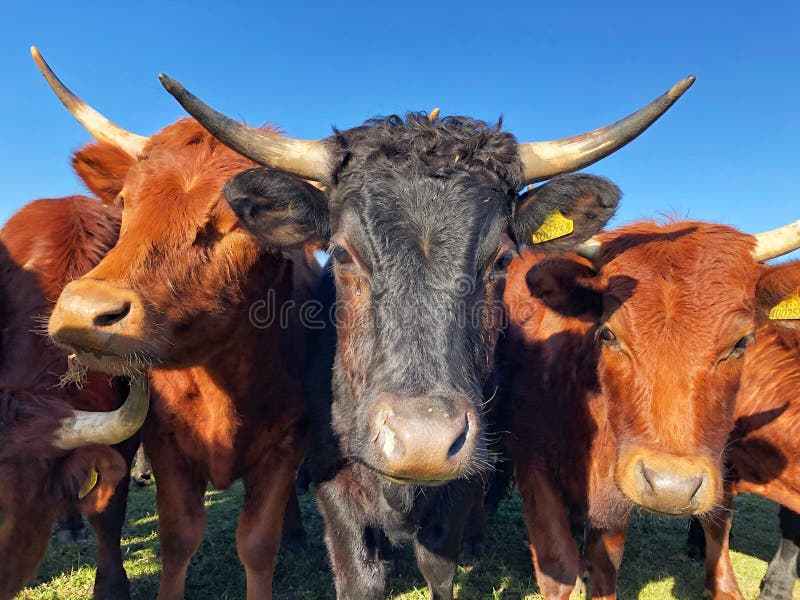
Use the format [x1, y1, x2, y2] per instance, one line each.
[78, 467, 99, 500]
[769, 294, 800, 320]
[531, 210, 574, 244]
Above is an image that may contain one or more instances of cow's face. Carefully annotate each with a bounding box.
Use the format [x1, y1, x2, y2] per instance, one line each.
[0, 392, 125, 597]
[527, 222, 769, 515]
[48, 121, 268, 375]
[223, 116, 622, 485]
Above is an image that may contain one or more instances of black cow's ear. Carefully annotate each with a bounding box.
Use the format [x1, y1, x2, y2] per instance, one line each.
[513, 174, 621, 253]
[224, 167, 330, 248]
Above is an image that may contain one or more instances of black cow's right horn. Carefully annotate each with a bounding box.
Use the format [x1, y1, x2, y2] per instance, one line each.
[159, 74, 330, 182]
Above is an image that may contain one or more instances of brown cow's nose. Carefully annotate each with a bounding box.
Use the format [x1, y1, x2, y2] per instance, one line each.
[635, 460, 708, 515]
[49, 279, 148, 358]
[369, 393, 477, 484]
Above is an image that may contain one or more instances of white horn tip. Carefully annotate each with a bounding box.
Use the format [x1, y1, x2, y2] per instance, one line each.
[670, 75, 696, 98]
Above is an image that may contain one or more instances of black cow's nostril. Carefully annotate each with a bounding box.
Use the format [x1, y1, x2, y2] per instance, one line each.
[94, 302, 131, 328]
[447, 414, 470, 459]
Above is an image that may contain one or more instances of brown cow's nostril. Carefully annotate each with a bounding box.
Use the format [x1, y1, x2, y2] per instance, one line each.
[639, 461, 655, 493]
[447, 414, 469, 459]
[93, 301, 131, 328]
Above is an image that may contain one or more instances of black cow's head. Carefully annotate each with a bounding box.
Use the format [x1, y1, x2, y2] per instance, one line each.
[160, 76, 692, 485]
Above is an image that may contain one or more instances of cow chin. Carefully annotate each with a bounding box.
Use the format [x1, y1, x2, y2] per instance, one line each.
[615, 447, 721, 516]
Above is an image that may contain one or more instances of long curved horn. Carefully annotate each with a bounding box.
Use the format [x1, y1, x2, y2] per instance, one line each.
[53, 378, 149, 450]
[159, 74, 330, 181]
[31, 46, 148, 158]
[519, 76, 695, 183]
[751, 219, 800, 262]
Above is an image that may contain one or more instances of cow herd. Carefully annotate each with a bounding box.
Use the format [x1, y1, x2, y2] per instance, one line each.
[0, 47, 799, 600]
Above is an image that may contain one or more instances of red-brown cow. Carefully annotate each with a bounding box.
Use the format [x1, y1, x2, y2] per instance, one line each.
[36, 49, 317, 599]
[499, 220, 800, 599]
[0, 196, 148, 599]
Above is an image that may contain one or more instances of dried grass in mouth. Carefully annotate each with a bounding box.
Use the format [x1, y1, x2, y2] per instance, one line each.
[58, 353, 88, 389]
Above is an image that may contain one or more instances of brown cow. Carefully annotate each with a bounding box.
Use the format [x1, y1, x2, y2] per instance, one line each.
[0, 195, 148, 599]
[35, 49, 317, 599]
[498, 220, 800, 599]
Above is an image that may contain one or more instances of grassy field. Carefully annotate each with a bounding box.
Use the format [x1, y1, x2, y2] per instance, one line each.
[18, 481, 800, 599]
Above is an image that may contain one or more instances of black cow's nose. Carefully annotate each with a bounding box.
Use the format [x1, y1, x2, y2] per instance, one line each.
[369, 393, 478, 483]
[635, 460, 707, 515]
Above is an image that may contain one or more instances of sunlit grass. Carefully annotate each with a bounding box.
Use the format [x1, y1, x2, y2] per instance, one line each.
[17, 482, 800, 599]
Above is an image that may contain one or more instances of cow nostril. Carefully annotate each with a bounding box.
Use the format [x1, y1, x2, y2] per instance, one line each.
[447, 414, 470, 459]
[688, 473, 705, 502]
[639, 461, 655, 493]
[94, 302, 131, 328]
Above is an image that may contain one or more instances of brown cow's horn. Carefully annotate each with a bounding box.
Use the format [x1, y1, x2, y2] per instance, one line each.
[31, 46, 148, 158]
[428, 107, 440, 121]
[574, 236, 602, 259]
[52, 378, 149, 450]
[751, 219, 800, 262]
[519, 76, 696, 183]
[159, 74, 330, 181]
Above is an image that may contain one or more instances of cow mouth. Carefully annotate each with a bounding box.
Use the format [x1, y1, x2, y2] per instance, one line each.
[65, 347, 157, 377]
[355, 459, 454, 487]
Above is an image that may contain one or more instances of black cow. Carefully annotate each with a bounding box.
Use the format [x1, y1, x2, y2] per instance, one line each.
[161, 75, 693, 599]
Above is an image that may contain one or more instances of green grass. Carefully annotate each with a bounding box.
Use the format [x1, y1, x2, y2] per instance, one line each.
[17, 483, 800, 599]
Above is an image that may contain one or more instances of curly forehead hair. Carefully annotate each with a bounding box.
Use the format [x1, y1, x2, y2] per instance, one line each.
[328, 113, 525, 192]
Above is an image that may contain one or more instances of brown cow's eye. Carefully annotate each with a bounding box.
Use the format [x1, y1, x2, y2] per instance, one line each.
[331, 246, 353, 265]
[597, 326, 620, 349]
[723, 333, 755, 361]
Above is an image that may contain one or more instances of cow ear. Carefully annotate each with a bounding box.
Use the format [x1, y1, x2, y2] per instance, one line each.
[525, 255, 604, 320]
[513, 174, 621, 253]
[57, 446, 127, 515]
[224, 167, 330, 248]
[756, 263, 800, 331]
[72, 143, 136, 204]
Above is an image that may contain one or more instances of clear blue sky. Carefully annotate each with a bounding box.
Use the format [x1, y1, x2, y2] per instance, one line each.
[2, 1, 798, 259]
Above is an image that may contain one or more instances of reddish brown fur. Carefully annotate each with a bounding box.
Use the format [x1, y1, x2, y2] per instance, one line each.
[0, 196, 125, 599]
[67, 119, 315, 598]
[727, 261, 800, 507]
[500, 221, 773, 599]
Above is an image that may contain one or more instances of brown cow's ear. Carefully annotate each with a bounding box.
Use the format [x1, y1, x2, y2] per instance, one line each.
[57, 446, 127, 515]
[756, 262, 800, 331]
[224, 167, 330, 248]
[525, 255, 604, 320]
[72, 143, 136, 204]
[513, 174, 621, 253]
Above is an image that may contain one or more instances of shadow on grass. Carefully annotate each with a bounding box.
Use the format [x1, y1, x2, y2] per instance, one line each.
[22, 483, 785, 599]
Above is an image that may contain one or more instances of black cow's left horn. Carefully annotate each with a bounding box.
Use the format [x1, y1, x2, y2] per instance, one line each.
[518, 76, 695, 183]
[159, 74, 330, 182]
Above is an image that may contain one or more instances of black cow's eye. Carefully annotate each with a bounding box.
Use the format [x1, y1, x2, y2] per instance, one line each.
[494, 252, 514, 273]
[331, 246, 353, 265]
[488, 250, 516, 281]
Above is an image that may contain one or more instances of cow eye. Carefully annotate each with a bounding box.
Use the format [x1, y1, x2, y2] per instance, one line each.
[494, 252, 514, 272]
[489, 251, 515, 281]
[723, 333, 755, 361]
[596, 326, 620, 349]
[331, 246, 354, 265]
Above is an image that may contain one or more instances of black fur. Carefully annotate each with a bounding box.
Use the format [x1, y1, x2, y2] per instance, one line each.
[227, 113, 622, 599]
